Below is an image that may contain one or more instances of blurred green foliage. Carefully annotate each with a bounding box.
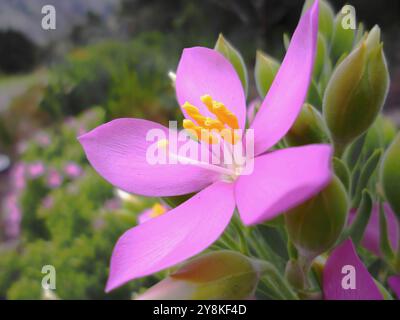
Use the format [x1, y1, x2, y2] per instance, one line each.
[40, 33, 178, 123]
[0, 109, 160, 299]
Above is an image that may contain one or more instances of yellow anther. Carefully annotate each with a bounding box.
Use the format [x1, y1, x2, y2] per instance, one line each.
[183, 102, 207, 126]
[149, 203, 166, 218]
[212, 102, 239, 130]
[203, 117, 225, 131]
[157, 139, 169, 149]
[183, 119, 218, 144]
[182, 102, 200, 116]
[183, 119, 197, 130]
[200, 94, 214, 112]
[182, 95, 240, 144]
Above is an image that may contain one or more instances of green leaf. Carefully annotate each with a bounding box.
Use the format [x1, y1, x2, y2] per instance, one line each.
[379, 201, 395, 261]
[313, 33, 329, 81]
[347, 190, 373, 245]
[215, 34, 248, 97]
[283, 33, 290, 51]
[302, 0, 335, 41]
[381, 133, 400, 219]
[352, 149, 382, 208]
[343, 133, 366, 170]
[375, 280, 394, 300]
[307, 80, 323, 109]
[254, 50, 280, 98]
[333, 157, 351, 192]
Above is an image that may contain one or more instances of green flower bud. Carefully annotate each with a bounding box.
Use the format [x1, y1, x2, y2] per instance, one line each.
[314, 33, 331, 81]
[136, 251, 267, 300]
[215, 34, 248, 96]
[330, 6, 356, 62]
[323, 26, 390, 155]
[254, 50, 280, 98]
[285, 176, 349, 259]
[285, 103, 330, 147]
[376, 115, 397, 147]
[381, 133, 400, 219]
[302, 0, 334, 41]
[364, 120, 385, 158]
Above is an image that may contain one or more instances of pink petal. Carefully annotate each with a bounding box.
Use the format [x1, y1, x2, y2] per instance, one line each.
[323, 239, 383, 300]
[79, 118, 218, 197]
[105, 181, 235, 292]
[388, 276, 400, 299]
[236, 144, 332, 225]
[348, 203, 399, 257]
[251, 1, 319, 155]
[176, 47, 247, 129]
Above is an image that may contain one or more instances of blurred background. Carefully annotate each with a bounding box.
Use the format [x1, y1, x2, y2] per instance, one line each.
[0, 0, 399, 299]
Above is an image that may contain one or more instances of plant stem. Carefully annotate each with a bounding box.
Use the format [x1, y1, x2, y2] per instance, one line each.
[260, 260, 299, 300]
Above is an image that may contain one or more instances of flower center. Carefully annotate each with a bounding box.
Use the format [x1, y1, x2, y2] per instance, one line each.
[154, 95, 252, 182]
[182, 94, 240, 145]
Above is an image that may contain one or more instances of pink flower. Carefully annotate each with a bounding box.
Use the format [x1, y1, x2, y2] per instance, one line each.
[64, 162, 83, 179]
[348, 203, 400, 299]
[323, 239, 383, 300]
[27, 162, 45, 179]
[79, 1, 331, 292]
[46, 169, 63, 188]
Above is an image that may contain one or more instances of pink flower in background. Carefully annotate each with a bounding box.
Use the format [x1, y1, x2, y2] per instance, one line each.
[35, 132, 51, 147]
[2, 193, 21, 239]
[27, 162, 45, 179]
[104, 198, 122, 211]
[64, 162, 83, 179]
[348, 203, 400, 299]
[138, 203, 169, 224]
[79, 2, 331, 292]
[46, 169, 63, 188]
[16, 141, 28, 155]
[78, 127, 87, 136]
[323, 239, 383, 300]
[388, 276, 400, 299]
[41, 195, 54, 209]
[348, 203, 399, 257]
[10, 163, 26, 191]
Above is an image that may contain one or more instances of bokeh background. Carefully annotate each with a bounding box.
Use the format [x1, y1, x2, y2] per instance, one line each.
[0, 0, 399, 299]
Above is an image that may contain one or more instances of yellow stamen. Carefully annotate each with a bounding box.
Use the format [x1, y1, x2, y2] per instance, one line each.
[149, 203, 166, 218]
[203, 118, 225, 131]
[200, 94, 214, 112]
[212, 102, 239, 130]
[182, 94, 240, 144]
[183, 119, 217, 144]
[182, 102, 207, 126]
